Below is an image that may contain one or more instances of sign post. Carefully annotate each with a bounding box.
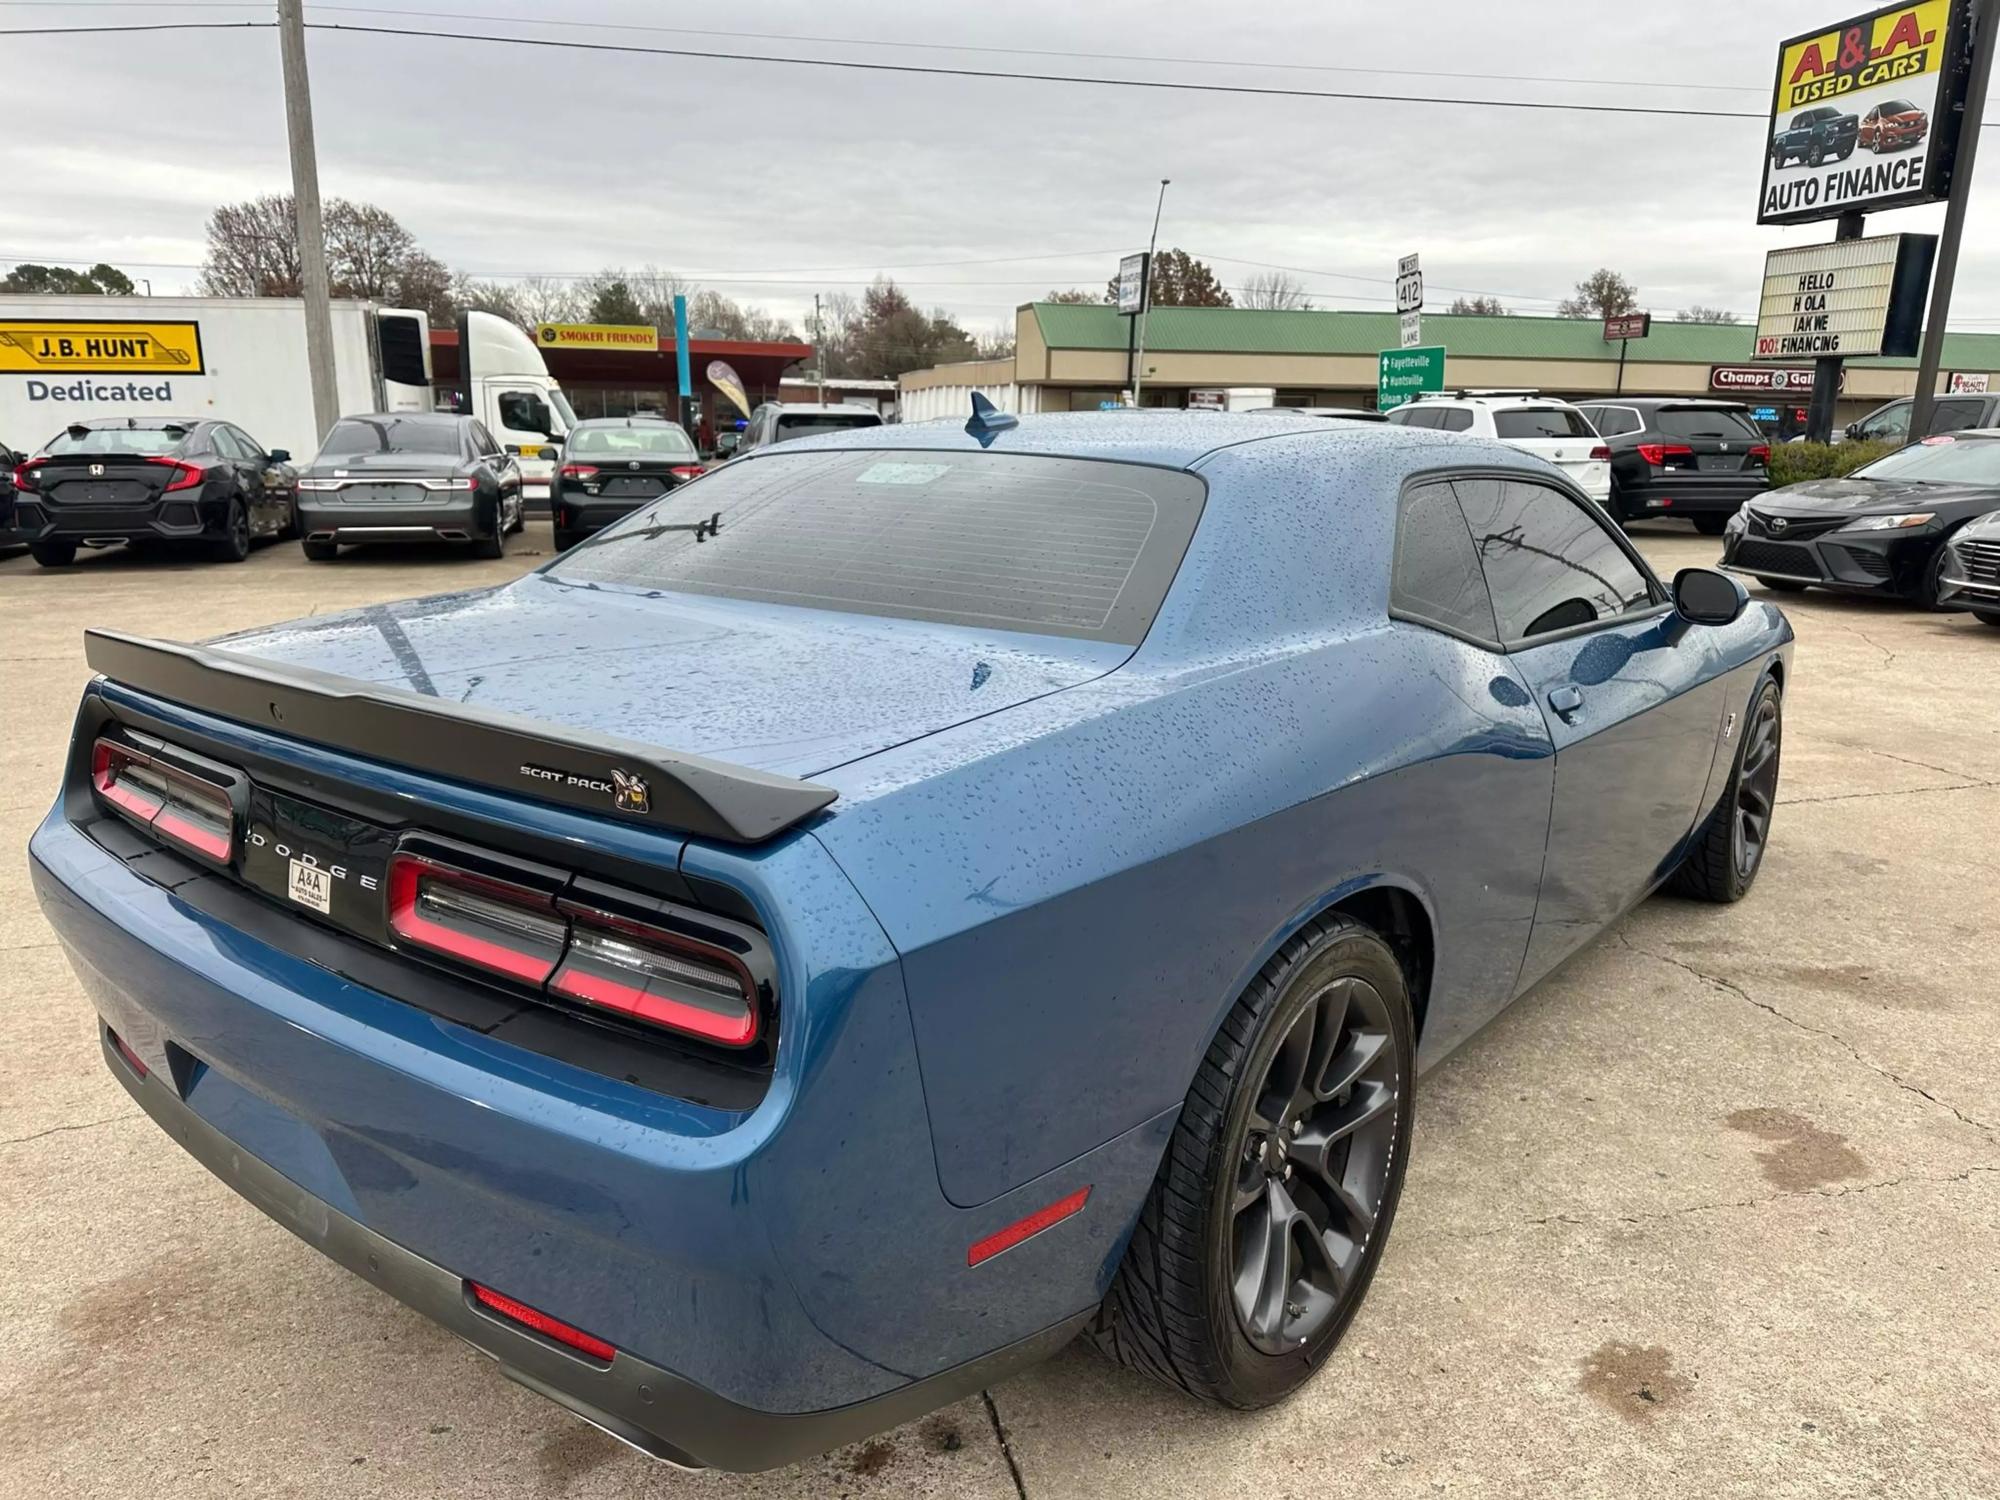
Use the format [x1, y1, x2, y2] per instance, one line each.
[673, 294, 695, 435]
[1911, 0, 1997, 436]
[1378, 346, 1445, 410]
[1395, 253, 1423, 350]
[1602, 312, 1651, 393]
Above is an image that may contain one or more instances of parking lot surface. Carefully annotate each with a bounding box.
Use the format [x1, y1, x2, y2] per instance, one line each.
[1, 527, 1995, 1499]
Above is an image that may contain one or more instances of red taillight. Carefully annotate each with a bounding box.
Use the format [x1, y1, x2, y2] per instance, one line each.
[468, 1283, 616, 1362]
[11, 457, 43, 493]
[1748, 444, 1770, 463]
[1636, 442, 1694, 466]
[669, 465, 705, 481]
[967, 1187, 1092, 1267]
[147, 456, 205, 492]
[1588, 445, 1611, 461]
[386, 853, 566, 986]
[559, 464, 599, 479]
[550, 902, 760, 1047]
[91, 737, 236, 862]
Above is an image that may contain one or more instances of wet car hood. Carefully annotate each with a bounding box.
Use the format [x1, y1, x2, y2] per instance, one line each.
[1756, 477, 2000, 518]
[205, 575, 1128, 780]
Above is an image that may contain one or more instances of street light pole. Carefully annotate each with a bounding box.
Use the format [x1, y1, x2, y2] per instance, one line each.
[1131, 178, 1170, 408]
[278, 0, 338, 446]
[1912, 0, 1998, 437]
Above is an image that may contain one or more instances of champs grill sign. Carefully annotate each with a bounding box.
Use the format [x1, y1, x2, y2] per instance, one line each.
[1757, 0, 1973, 225]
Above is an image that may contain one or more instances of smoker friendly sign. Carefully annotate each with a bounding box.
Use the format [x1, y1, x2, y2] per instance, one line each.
[1758, 0, 1971, 225]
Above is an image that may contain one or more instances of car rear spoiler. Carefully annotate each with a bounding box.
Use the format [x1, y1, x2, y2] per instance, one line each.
[83, 629, 838, 846]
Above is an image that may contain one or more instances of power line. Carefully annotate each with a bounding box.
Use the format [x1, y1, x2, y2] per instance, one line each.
[0, 17, 1771, 119]
[0, 0, 1773, 93]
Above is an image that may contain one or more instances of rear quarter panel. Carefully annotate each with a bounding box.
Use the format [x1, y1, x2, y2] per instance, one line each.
[811, 434, 1560, 1207]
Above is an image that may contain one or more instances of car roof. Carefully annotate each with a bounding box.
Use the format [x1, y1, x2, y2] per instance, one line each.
[741, 408, 1487, 470]
[573, 415, 680, 427]
[348, 410, 466, 423]
[1589, 397, 1748, 410]
[64, 416, 207, 429]
[1410, 392, 1584, 409]
[772, 403, 882, 416]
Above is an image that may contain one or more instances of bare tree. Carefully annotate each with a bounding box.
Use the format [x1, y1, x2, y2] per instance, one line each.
[1447, 295, 1508, 315]
[512, 276, 584, 325]
[450, 274, 525, 325]
[687, 288, 799, 342]
[1675, 305, 1741, 324]
[199, 194, 304, 297]
[200, 193, 451, 318]
[975, 322, 1017, 360]
[1042, 288, 1099, 304]
[1103, 249, 1233, 307]
[1239, 271, 1313, 310]
[1557, 269, 1639, 319]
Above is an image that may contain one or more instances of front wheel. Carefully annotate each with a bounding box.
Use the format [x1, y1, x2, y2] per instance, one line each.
[1974, 610, 2000, 628]
[1756, 576, 1808, 594]
[1089, 913, 1414, 1407]
[1693, 515, 1729, 537]
[1671, 676, 1782, 903]
[1919, 538, 1965, 610]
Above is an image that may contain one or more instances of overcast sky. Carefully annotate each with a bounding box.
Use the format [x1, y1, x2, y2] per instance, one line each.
[7, 0, 2000, 339]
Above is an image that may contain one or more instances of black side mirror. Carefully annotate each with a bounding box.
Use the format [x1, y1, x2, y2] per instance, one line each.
[1673, 567, 1749, 626]
[1844, 423, 1861, 440]
[268, 448, 291, 464]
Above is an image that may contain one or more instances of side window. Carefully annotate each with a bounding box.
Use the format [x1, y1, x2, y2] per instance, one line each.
[1931, 399, 1984, 435]
[1391, 481, 1500, 644]
[1397, 407, 1439, 429]
[1861, 402, 1911, 441]
[1453, 477, 1656, 643]
[228, 426, 264, 460]
[210, 426, 249, 461]
[470, 421, 501, 457]
[1437, 408, 1474, 432]
[497, 390, 554, 437]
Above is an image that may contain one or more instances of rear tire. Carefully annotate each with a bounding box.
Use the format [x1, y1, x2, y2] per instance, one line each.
[1693, 515, 1729, 536]
[301, 537, 338, 562]
[472, 520, 506, 559]
[507, 495, 525, 534]
[1089, 913, 1415, 1407]
[553, 528, 579, 553]
[29, 540, 76, 568]
[1670, 676, 1782, 904]
[1755, 576, 1808, 594]
[213, 499, 251, 563]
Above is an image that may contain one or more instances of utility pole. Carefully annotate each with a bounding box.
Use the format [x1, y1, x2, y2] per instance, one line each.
[1912, 0, 1997, 437]
[278, 0, 338, 445]
[1131, 178, 1170, 408]
[815, 292, 826, 401]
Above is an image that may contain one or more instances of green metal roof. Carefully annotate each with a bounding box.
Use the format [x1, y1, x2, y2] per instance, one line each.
[1025, 301, 2000, 371]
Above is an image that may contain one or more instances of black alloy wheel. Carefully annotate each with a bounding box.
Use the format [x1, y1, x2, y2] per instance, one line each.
[1228, 975, 1402, 1357]
[1920, 537, 1966, 611]
[215, 498, 251, 562]
[1732, 684, 1782, 882]
[1089, 913, 1415, 1407]
[1671, 676, 1783, 903]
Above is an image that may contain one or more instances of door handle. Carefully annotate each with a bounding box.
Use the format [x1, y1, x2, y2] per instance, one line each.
[1548, 685, 1585, 720]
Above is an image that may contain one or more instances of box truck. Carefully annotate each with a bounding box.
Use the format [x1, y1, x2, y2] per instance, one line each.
[1, 298, 572, 495]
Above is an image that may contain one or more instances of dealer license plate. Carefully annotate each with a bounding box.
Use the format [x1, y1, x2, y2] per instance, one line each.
[288, 858, 332, 914]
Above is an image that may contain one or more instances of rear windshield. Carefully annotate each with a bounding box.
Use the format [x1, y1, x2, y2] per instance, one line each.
[544, 449, 1206, 644]
[43, 426, 187, 457]
[569, 425, 695, 456]
[318, 418, 463, 458]
[1852, 435, 2000, 485]
[1652, 407, 1763, 440]
[1494, 408, 1596, 439]
[773, 412, 882, 439]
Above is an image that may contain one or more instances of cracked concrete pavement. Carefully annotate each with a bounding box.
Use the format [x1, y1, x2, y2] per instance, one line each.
[1, 526, 1995, 1498]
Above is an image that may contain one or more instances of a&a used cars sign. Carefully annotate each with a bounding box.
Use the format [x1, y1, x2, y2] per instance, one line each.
[1757, 0, 1971, 225]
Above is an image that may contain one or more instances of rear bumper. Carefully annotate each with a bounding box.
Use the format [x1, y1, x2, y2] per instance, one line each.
[553, 496, 650, 536]
[28, 776, 1155, 1467]
[1614, 474, 1766, 519]
[13, 494, 226, 543]
[99, 1035, 1083, 1471]
[299, 498, 488, 544]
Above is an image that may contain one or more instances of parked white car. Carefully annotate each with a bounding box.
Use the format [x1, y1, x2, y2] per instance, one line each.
[1385, 391, 1611, 503]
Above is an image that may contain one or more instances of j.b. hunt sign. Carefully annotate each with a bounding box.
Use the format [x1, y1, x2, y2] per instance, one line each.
[1752, 233, 1935, 361]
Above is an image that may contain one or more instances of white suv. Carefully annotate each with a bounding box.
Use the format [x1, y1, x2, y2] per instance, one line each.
[1386, 391, 1610, 503]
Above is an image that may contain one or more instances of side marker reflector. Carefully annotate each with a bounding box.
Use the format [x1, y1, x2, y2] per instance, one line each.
[967, 1186, 1092, 1267]
[468, 1282, 616, 1362]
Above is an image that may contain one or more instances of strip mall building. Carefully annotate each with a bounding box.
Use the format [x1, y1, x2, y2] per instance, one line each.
[900, 303, 2000, 436]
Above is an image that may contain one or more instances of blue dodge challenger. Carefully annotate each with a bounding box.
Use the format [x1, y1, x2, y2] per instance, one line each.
[29, 409, 1791, 1470]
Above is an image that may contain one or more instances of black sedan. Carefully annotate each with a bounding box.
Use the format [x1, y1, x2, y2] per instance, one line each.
[1576, 399, 1770, 533]
[0, 441, 23, 549]
[296, 413, 522, 561]
[1722, 431, 2000, 607]
[9, 417, 297, 568]
[550, 417, 705, 552]
[1938, 509, 2000, 626]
